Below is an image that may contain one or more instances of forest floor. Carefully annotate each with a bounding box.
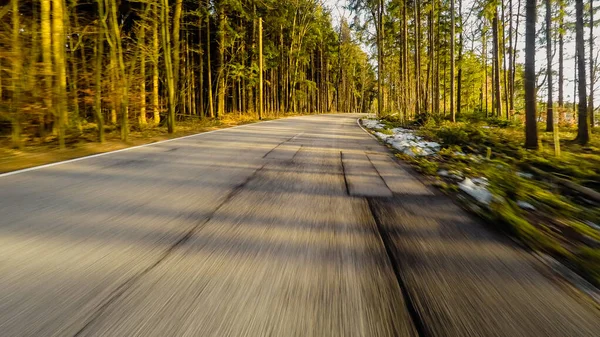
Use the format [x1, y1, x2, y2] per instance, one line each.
[0, 112, 303, 174]
[361, 116, 600, 286]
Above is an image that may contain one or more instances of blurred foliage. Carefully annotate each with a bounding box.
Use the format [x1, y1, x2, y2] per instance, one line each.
[375, 113, 600, 284]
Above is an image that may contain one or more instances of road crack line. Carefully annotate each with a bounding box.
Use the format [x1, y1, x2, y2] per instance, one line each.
[72, 164, 267, 337]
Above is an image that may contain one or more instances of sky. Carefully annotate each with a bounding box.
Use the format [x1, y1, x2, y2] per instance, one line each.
[322, 0, 600, 106]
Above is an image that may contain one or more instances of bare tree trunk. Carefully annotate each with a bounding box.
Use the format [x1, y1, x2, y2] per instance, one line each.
[589, 0, 595, 129]
[94, 0, 106, 142]
[576, 0, 590, 143]
[139, 21, 147, 127]
[217, 4, 226, 118]
[502, 0, 509, 118]
[525, 0, 539, 149]
[199, 13, 205, 118]
[108, 0, 128, 141]
[483, 25, 489, 116]
[376, 0, 384, 116]
[11, 0, 22, 148]
[511, 0, 522, 115]
[68, 0, 81, 132]
[546, 0, 554, 132]
[457, 0, 463, 118]
[161, 0, 176, 132]
[450, 0, 455, 121]
[152, 3, 160, 125]
[173, 0, 183, 113]
[415, 0, 422, 116]
[403, 0, 409, 119]
[41, 0, 53, 137]
[435, 0, 440, 116]
[52, 0, 68, 148]
[492, 8, 503, 117]
[206, 3, 214, 119]
[508, 0, 514, 116]
[558, 0, 565, 112]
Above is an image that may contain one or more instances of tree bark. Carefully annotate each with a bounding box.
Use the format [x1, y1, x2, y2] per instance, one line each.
[94, 0, 106, 142]
[546, 0, 554, 132]
[492, 8, 503, 118]
[11, 0, 22, 148]
[152, 3, 160, 125]
[558, 0, 565, 110]
[525, 0, 539, 149]
[575, 0, 590, 143]
[161, 0, 176, 132]
[450, 0, 455, 121]
[217, 3, 226, 118]
[173, 0, 183, 112]
[52, 0, 68, 148]
[589, 0, 595, 129]
[41, 0, 53, 136]
[139, 21, 147, 127]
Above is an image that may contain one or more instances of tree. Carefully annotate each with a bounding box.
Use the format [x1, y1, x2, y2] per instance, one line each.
[94, 0, 106, 142]
[41, 0, 53, 137]
[491, 6, 502, 118]
[589, 0, 595, 129]
[161, 0, 176, 133]
[525, 0, 539, 149]
[53, 0, 68, 149]
[546, 0, 554, 132]
[450, 0, 456, 122]
[11, 0, 22, 148]
[575, 0, 590, 144]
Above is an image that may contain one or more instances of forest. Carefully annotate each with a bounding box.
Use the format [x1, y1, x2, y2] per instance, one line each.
[353, 0, 600, 284]
[0, 0, 598, 148]
[0, 0, 374, 151]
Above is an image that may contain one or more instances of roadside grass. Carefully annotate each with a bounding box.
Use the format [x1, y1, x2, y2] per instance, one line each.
[363, 115, 600, 285]
[0, 111, 305, 174]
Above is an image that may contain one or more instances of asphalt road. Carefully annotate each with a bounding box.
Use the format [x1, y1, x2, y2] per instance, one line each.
[0, 114, 598, 336]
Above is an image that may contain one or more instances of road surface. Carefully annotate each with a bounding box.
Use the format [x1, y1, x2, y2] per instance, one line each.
[0, 114, 598, 336]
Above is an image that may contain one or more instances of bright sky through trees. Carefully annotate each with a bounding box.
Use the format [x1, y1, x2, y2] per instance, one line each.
[325, 0, 600, 103]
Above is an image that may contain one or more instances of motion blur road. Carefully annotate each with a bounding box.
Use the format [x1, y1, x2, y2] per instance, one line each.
[1, 114, 599, 336]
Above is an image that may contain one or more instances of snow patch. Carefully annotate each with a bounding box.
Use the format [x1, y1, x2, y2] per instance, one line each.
[517, 201, 536, 210]
[517, 172, 534, 179]
[362, 119, 386, 130]
[364, 120, 440, 157]
[459, 177, 493, 205]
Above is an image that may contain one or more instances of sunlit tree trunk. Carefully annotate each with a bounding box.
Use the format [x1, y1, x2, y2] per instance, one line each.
[107, 0, 128, 141]
[206, 4, 215, 119]
[511, 0, 522, 115]
[589, 0, 595, 129]
[161, 0, 176, 132]
[52, 0, 68, 148]
[546, 0, 554, 132]
[575, 0, 590, 143]
[450, 0, 455, 121]
[41, 0, 53, 137]
[415, 0, 422, 116]
[492, 8, 502, 117]
[558, 0, 565, 113]
[11, 0, 22, 148]
[152, 3, 160, 125]
[173, 0, 183, 113]
[525, 0, 539, 149]
[139, 21, 147, 127]
[217, 3, 226, 118]
[94, 0, 106, 142]
[68, 0, 81, 132]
